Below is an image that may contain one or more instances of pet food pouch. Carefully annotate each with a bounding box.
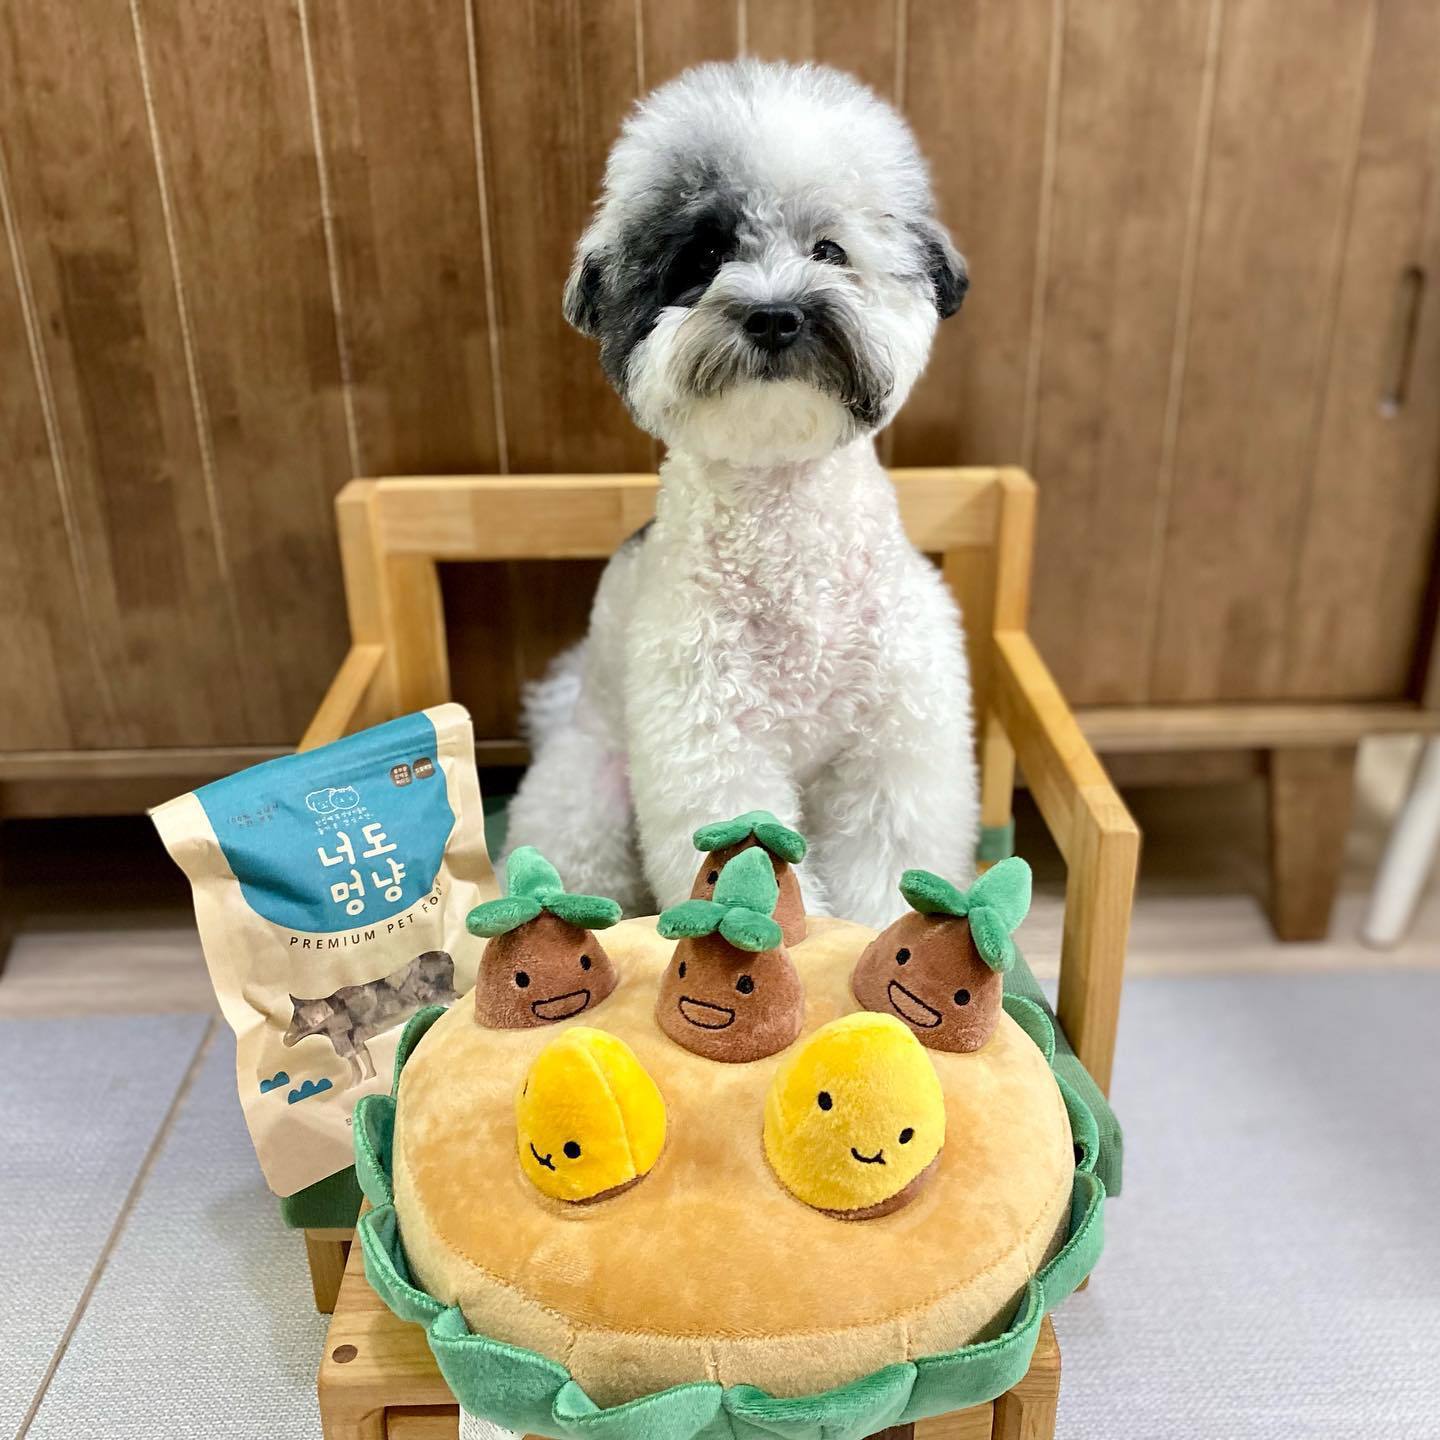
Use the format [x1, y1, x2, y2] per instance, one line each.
[153, 703, 497, 1195]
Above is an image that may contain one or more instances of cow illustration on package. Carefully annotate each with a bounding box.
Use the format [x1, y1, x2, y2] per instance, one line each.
[283, 950, 458, 1086]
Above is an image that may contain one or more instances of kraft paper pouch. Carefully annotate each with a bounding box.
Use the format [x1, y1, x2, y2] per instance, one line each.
[153, 703, 497, 1196]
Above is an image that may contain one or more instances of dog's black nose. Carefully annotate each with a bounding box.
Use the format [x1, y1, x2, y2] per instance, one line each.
[742, 302, 804, 352]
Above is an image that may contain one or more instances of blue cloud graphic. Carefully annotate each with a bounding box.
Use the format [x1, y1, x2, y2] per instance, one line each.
[259, 1071, 290, 1094]
[287, 1077, 334, 1104]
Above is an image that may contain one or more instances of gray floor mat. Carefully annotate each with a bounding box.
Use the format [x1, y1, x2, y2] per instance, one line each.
[0, 1013, 209, 1435]
[23, 1030, 329, 1440]
[1053, 970, 1440, 1439]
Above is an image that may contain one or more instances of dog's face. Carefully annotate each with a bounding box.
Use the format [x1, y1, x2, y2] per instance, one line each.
[566, 62, 966, 465]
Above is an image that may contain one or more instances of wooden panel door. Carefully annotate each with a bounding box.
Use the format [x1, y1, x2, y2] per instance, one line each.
[5, 0, 1440, 779]
[1283, 0, 1440, 701]
[1149, 0, 1383, 702]
[1024, 0, 1218, 705]
[893, 0, 1057, 469]
[0, 0, 250, 750]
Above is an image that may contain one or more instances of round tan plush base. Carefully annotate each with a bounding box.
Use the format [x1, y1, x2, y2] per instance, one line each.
[393, 917, 1074, 1407]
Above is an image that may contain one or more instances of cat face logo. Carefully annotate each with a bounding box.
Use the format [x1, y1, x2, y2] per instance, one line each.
[305, 785, 361, 815]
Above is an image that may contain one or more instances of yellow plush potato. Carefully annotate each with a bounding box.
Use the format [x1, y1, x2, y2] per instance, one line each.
[764, 1011, 945, 1219]
[516, 1026, 666, 1203]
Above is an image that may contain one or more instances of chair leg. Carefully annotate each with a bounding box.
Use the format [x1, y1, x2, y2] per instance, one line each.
[1266, 744, 1357, 942]
[1364, 737, 1440, 947]
[306, 1230, 350, 1314]
[990, 1315, 1060, 1440]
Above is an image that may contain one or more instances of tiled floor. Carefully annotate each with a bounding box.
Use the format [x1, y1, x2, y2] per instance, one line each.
[2, 740, 1438, 1438]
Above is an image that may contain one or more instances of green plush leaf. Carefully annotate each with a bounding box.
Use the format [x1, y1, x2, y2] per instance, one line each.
[897, 868, 970, 918]
[692, 812, 759, 853]
[693, 809, 807, 863]
[466, 894, 544, 938]
[718, 906, 783, 953]
[712, 846, 780, 915]
[505, 845, 564, 900]
[544, 890, 623, 931]
[966, 855, 1032, 933]
[968, 905, 1017, 973]
[751, 817, 807, 864]
[656, 898, 727, 940]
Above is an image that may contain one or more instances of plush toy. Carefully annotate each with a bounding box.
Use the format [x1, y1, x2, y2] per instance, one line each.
[691, 810, 808, 946]
[764, 1011, 945, 1219]
[851, 857, 1032, 1053]
[515, 1026, 666, 1203]
[656, 847, 805, 1062]
[467, 847, 621, 1028]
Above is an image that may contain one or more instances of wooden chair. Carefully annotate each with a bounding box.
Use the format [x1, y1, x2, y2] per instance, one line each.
[300, 467, 1139, 1437]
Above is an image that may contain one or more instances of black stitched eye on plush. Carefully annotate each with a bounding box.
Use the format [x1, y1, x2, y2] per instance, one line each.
[817, 1090, 833, 1111]
[663, 229, 730, 306]
[563, 1141, 582, 1160]
[812, 238, 848, 266]
[954, 989, 970, 1006]
[515, 971, 531, 988]
[895, 948, 911, 965]
[707, 870, 719, 885]
[579, 954, 592, 971]
[678, 960, 687, 979]
[899, 1127, 914, 1145]
[736, 974, 755, 995]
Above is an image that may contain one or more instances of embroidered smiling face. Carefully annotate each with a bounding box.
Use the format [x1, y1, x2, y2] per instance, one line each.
[515, 1026, 666, 1203]
[656, 931, 804, 1063]
[474, 911, 618, 1029]
[467, 847, 622, 1031]
[763, 1011, 945, 1218]
[851, 911, 1003, 1054]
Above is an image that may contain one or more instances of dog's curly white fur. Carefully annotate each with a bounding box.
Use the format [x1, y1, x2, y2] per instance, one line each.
[505, 61, 977, 927]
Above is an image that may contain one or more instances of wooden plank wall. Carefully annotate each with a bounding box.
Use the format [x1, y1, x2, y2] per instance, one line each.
[3, 0, 1440, 759]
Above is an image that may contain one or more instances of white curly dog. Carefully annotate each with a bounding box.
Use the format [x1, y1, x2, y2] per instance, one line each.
[505, 61, 977, 928]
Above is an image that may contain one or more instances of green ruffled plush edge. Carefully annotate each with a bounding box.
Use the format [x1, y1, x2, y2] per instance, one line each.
[352, 1002, 1104, 1440]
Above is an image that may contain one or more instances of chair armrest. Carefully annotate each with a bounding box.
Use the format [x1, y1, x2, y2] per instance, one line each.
[299, 644, 388, 753]
[992, 630, 1139, 1095]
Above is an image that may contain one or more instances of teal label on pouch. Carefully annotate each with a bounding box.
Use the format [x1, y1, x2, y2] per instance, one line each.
[196, 713, 455, 934]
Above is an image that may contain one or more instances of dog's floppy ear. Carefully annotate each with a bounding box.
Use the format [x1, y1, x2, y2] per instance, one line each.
[563, 247, 605, 337]
[912, 219, 968, 319]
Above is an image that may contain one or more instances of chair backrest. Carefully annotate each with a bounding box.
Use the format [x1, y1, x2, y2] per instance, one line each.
[326, 468, 1037, 761]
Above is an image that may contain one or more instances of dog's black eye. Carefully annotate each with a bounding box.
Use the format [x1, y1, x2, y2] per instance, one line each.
[678, 960, 687, 979]
[817, 1091, 833, 1111]
[812, 238, 848, 266]
[515, 971, 530, 988]
[563, 1141, 581, 1160]
[579, 954, 591, 971]
[736, 974, 755, 995]
[954, 989, 970, 1006]
[663, 231, 729, 306]
[896, 948, 910, 965]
